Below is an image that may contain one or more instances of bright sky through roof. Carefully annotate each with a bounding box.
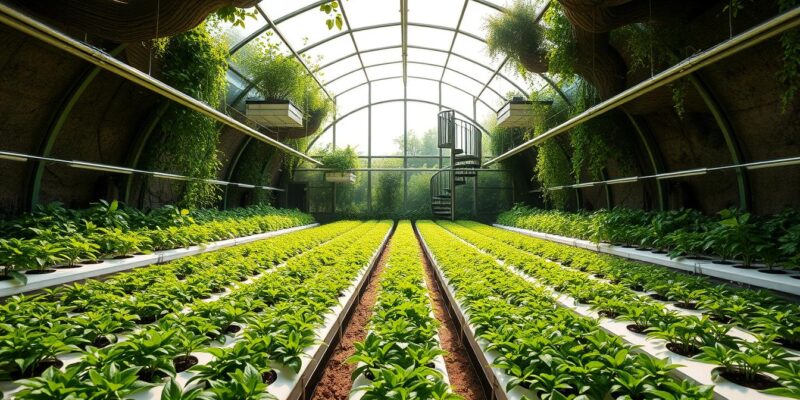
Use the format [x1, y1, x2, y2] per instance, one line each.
[216, 0, 551, 159]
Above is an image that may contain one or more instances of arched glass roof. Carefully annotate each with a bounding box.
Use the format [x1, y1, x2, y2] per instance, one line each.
[213, 0, 556, 164]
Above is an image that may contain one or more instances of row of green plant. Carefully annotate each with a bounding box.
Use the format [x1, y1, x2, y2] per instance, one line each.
[498, 205, 800, 270]
[348, 221, 459, 399]
[460, 219, 800, 351]
[417, 220, 713, 399]
[444, 221, 800, 397]
[0, 202, 313, 283]
[2, 220, 392, 399]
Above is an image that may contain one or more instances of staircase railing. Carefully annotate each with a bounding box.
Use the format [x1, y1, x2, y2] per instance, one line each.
[431, 110, 482, 220]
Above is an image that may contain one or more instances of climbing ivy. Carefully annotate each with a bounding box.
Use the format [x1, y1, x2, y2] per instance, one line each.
[778, 0, 800, 111]
[144, 23, 228, 208]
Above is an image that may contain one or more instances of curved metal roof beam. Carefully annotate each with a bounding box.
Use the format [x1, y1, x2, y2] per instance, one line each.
[228, 21, 528, 97]
[334, 74, 498, 112]
[315, 44, 527, 97]
[326, 60, 506, 101]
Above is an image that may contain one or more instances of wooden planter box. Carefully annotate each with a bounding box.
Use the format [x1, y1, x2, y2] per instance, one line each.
[497, 98, 552, 128]
[325, 172, 356, 183]
[245, 99, 303, 128]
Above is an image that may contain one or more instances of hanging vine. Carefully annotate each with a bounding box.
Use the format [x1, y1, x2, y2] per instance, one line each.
[144, 22, 229, 209]
[778, 0, 800, 111]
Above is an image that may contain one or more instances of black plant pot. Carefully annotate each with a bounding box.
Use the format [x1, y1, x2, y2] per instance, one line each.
[173, 355, 199, 373]
[713, 367, 780, 390]
[26, 269, 57, 275]
[262, 369, 278, 384]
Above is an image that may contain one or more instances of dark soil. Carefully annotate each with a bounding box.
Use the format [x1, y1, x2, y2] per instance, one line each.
[712, 260, 735, 265]
[311, 243, 388, 400]
[635, 247, 652, 252]
[81, 259, 102, 264]
[137, 368, 168, 383]
[593, 273, 605, 279]
[262, 370, 278, 385]
[775, 337, 800, 351]
[707, 313, 733, 324]
[225, 324, 242, 334]
[598, 310, 619, 319]
[10, 358, 63, 379]
[628, 284, 644, 292]
[715, 367, 781, 390]
[666, 342, 701, 357]
[674, 302, 698, 310]
[649, 293, 670, 301]
[173, 355, 199, 373]
[55, 264, 84, 269]
[93, 335, 113, 348]
[421, 248, 485, 400]
[651, 250, 668, 254]
[0, 275, 13, 281]
[732, 264, 758, 270]
[686, 255, 711, 261]
[113, 255, 135, 260]
[626, 324, 648, 334]
[136, 315, 158, 325]
[26, 269, 56, 274]
[758, 269, 789, 274]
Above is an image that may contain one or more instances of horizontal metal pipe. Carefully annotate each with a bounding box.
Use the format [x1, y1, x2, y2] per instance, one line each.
[0, 3, 321, 166]
[0, 150, 284, 191]
[544, 155, 800, 190]
[484, 6, 800, 167]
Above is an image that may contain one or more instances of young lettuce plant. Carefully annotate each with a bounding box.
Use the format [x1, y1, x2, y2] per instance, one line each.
[696, 340, 786, 390]
[0, 238, 28, 284]
[204, 364, 277, 400]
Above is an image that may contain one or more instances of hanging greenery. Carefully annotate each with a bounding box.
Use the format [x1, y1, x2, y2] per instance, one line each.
[239, 38, 333, 129]
[541, 2, 578, 75]
[318, 145, 359, 171]
[145, 23, 228, 209]
[485, 1, 544, 65]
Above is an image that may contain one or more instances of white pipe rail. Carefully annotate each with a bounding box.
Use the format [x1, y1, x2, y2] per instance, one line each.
[484, 6, 800, 167]
[0, 3, 322, 166]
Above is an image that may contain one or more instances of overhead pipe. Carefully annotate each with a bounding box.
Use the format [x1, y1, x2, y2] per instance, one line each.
[0, 3, 322, 166]
[0, 150, 284, 191]
[483, 6, 800, 167]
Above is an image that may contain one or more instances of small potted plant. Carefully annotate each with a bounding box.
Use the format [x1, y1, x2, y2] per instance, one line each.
[319, 145, 358, 184]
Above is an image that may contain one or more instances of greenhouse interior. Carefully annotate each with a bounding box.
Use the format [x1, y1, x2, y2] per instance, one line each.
[1, 0, 800, 399]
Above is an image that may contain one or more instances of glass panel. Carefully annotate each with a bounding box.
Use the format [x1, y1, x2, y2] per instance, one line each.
[406, 102, 442, 156]
[407, 47, 448, 65]
[442, 69, 483, 96]
[365, 63, 403, 81]
[353, 25, 401, 51]
[274, 8, 339, 50]
[361, 47, 403, 65]
[370, 78, 404, 103]
[336, 84, 369, 116]
[408, 0, 463, 28]
[371, 102, 405, 156]
[370, 157, 405, 168]
[318, 55, 362, 82]
[213, 12, 267, 49]
[479, 89, 505, 110]
[407, 63, 443, 80]
[441, 84, 474, 117]
[371, 171, 404, 211]
[406, 171, 435, 214]
[407, 26, 454, 49]
[407, 77, 439, 103]
[460, 1, 502, 38]
[335, 171, 369, 213]
[260, 0, 318, 22]
[303, 35, 357, 67]
[334, 109, 369, 155]
[346, 0, 398, 29]
[308, 129, 333, 155]
[449, 54, 493, 81]
[326, 69, 367, 95]
[452, 34, 497, 69]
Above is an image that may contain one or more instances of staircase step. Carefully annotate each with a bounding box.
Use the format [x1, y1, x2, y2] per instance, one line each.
[454, 154, 480, 161]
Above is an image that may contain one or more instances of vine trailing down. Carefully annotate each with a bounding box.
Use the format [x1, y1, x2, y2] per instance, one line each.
[144, 22, 229, 209]
[348, 221, 460, 399]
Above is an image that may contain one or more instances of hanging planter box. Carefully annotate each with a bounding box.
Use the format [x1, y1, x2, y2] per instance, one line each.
[497, 97, 552, 128]
[324, 172, 356, 183]
[245, 99, 303, 128]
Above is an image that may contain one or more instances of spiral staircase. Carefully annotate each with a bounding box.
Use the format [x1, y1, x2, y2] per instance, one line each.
[430, 110, 481, 219]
